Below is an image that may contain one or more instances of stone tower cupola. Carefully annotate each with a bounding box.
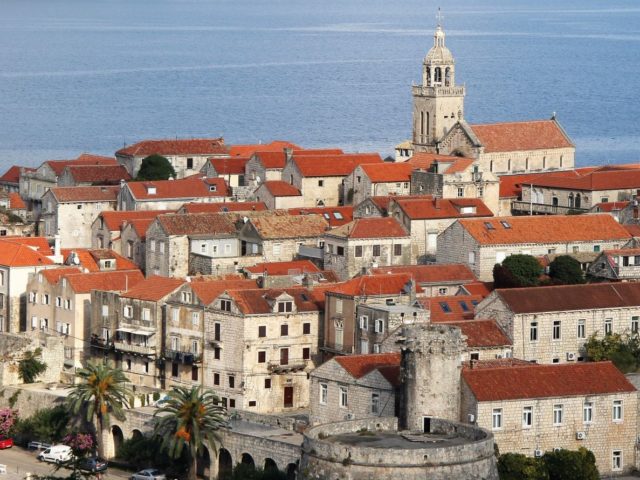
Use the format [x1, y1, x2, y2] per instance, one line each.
[412, 12, 465, 153]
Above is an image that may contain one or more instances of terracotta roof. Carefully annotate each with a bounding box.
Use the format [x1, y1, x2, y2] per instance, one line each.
[224, 287, 323, 314]
[495, 282, 640, 314]
[126, 177, 229, 200]
[529, 168, 640, 191]
[447, 319, 511, 348]
[459, 281, 494, 298]
[370, 264, 476, 284]
[45, 154, 117, 175]
[59, 248, 139, 272]
[42, 267, 82, 284]
[407, 152, 461, 170]
[463, 361, 635, 402]
[66, 270, 144, 294]
[603, 248, 640, 256]
[8, 193, 26, 210]
[360, 163, 413, 183]
[470, 120, 573, 153]
[50, 186, 119, 203]
[443, 158, 475, 174]
[591, 201, 630, 213]
[253, 149, 343, 169]
[424, 295, 484, 322]
[328, 273, 420, 297]
[292, 153, 382, 177]
[209, 157, 248, 175]
[393, 197, 493, 220]
[249, 214, 328, 239]
[229, 141, 300, 157]
[498, 168, 596, 199]
[335, 352, 400, 379]
[125, 218, 155, 240]
[288, 206, 353, 227]
[327, 217, 408, 239]
[179, 202, 267, 214]
[458, 214, 630, 245]
[63, 165, 131, 184]
[121, 275, 185, 301]
[0, 166, 32, 184]
[1, 236, 52, 255]
[261, 181, 302, 197]
[244, 260, 321, 276]
[625, 224, 640, 237]
[0, 240, 54, 267]
[98, 210, 175, 231]
[189, 279, 258, 305]
[157, 213, 237, 236]
[117, 138, 227, 157]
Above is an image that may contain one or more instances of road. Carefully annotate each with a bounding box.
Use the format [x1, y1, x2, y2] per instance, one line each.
[0, 447, 132, 480]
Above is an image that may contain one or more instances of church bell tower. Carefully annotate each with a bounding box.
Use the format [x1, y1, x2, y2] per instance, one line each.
[412, 12, 465, 153]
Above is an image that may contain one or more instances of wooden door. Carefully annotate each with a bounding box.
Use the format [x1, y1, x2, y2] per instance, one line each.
[284, 386, 294, 408]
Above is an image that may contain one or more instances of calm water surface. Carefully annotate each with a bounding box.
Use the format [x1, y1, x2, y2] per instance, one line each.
[0, 0, 639, 169]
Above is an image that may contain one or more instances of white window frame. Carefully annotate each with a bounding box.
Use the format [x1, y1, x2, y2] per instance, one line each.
[605, 318, 613, 335]
[141, 308, 151, 321]
[553, 404, 563, 426]
[613, 399, 623, 422]
[172, 307, 180, 324]
[374, 319, 384, 334]
[124, 305, 133, 318]
[632, 316, 639, 334]
[522, 406, 533, 428]
[492, 408, 502, 430]
[371, 393, 380, 414]
[583, 401, 593, 424]
[530, 322, 538, 342]
[191, 311, 200, 326]
[552, 320, 561, 340]
[359, 315, 368, 330]
[612, 450, 623, 471]
[339, 386, 348, 408]
[319, 383, 328, 405]
[577, 319, 586, 339]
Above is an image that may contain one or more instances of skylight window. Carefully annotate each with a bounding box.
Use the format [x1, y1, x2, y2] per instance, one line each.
[334, 212, 344, 220]
[484, 222, 495, 230]
[323, 213, 330, 220]
[459, 301, 469, 312]
[500, 220, 511, 229]
[439, 302, 451, 313]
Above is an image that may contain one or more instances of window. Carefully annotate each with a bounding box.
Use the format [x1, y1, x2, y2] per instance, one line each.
[303, 347, 310, 360]
[552, 320, 561, 340]
[394, 244, 402, 256]
[438, 287, 448, 295]
[264, 379, 271, 389]
[601, 197, 609, 203]
[373, 343, 381, 353]
[374, 319, 384, 334]
[553, 404, 563, 425]
[29, 292, 36, 303]
[124, 306, 133, 318]
[170, 336, 179, 350]
[142, 308, 151, 321]
[522, 406, 533, 428]
[632, 316, 639, 334]
[530, 322, 538, 342]
[359, 315, 368, 330]
[149, 240, 156, 252]
[605, 318, 613, 335]
[181, 291, 192, 303]
[192, 366, 199, 381]
[335, 298, 343, 314]
[583, 402, 593, 424]
[42, 294, 49, 305]
[213, 373, 220, 385]
[492, 408, 502, 430]
[191, 312, 200, 325]
[257, 350, 266, 363]
[468, 251, 476, 265]
[200, 243, 207, 254]
[360, 339, 369, 353]
[339, 386, 348, 408]
[318, 180, 324, 187]
[371, 393, 380, 414]
[191, 340, 198, 354]
[280, 324, 289, 336]
[280, 348, 289, 365]
[220, 299, 231, 312]
[186, 158, 193, 169]
[613, 400, 623, 421]
[278, 301, 293, 313]
[258, 325, 266, 338]
[457, 187, 464, 197]
[594, 245, 601, 253]
[612, 450, 622, 471]
[577, 319, 586, 339]
[64, 299, 71, 310]
[354, 245, 363, 257]
[214, 322, 221, 341]
[336, 246, 344, 256]
[214, 347, 221, 360]
[372, 244, 381, 257]
[172, 308, 179, 324]
[228, 375, 235, 389]
[273, 243, 282, 256]
[303, 322, 311, 335]
[320, 383, 328, 404]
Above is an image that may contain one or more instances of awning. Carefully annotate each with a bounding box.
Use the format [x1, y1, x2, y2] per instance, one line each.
[116, 327, 134, 333]
[132, 329, 154, 336]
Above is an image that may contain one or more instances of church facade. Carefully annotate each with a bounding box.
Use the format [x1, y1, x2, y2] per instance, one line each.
[408, 21, 575, 176]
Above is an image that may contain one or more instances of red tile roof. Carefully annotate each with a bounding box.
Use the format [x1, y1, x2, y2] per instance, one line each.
[244, 260, 321, 276]
[0, 240, 54, 267]
[98, 210, 175, 231]
[328, 273, 420, 297]
[66, 270, 144, 294]
[447, 319, 511, 348]
[494, 282, 640, 314]
[209, 157, 248, 175]
[393, 197, 493, 220]
[458, 214, 630, 245]
[254, 149, 343, 169]
[116, 138, 227, 157]
[45, 154, 117, 175]
[249, 214, 328, 239]
[360, 163, 414, 183]
[225, 287, 323, 314]
[1, 236, 52, 255]
[287, 206, 353, 227]
[293, 153, 382, 177]
[8, 193, 26, 210]
[370, 264, 476, 284]
[59, 248, 139, 272]
[625, 224, 640, 237]
[179, 202, 267, 214]
[444, 158, 475, 174]
[470, 119, 573, 153]
[0, 165, 32, 184]
[63, 165, 130, 184]
[126, 177, 229, 200]
[229, 141, 300, 157]
[498, 168, 596, 199]
[189, 278, 258, 305]
[463, 361, 635, 402]
[261, 181, 301, 197]
[42, 267, 82, 284]
[335, 352, 401, 379]
[529, 168, 640, 191]
[591, 201, 630, 213]
[459, 281, 494, 298]
[50, 186, 120, 203]
[156, 213, 237, 236]
[407, 152, 461, 170]
[121, 275, 185, 301]
[327, 217, 408, 239]
[424, 295, 484, 322]
[125, 218, 156, 240]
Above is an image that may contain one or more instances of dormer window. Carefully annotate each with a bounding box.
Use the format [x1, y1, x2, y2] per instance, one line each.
[181, 291, 192, 303]
[220, 299, 232, 312]
[460, 206, 476, 214]
[209, 185, 217, 192]
[146, 185, 157, 195]
[278, 301, 293, 313]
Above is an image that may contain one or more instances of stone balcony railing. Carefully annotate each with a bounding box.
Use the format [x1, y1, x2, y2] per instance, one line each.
[164, 349, 201, 365]
[511, 201, 588, 215]
[411, 85, 465, 96]
[113, 341, 156, 356]
[268, 358, 310, 373]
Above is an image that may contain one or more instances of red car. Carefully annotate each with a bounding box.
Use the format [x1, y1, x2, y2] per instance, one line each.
[0, 438, 13, 449]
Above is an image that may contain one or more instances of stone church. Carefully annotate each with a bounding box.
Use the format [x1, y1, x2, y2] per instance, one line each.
[401, 20, 575, 176]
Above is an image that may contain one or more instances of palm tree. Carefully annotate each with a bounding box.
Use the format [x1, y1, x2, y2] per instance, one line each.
[67, 363, 132, 459]
[153, 386, 227, 480]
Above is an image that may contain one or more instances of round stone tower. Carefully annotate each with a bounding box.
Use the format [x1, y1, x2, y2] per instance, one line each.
[400, 323, 467, 431]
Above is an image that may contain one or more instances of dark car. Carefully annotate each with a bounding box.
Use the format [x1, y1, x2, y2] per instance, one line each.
[0, 438, 13, 449]
[78, 457, 108, 473]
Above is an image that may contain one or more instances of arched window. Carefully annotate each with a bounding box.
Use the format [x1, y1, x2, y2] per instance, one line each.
[575, 194, 581, 209]
[552, 197, 559, 207]
[434, 67, 442, 84]
[426, 67, 431, 86]
[568, 193, 574, 208]
[445, 67, 451, 86]
[420, 112, 424, 137]
[426, 112, 430, 138]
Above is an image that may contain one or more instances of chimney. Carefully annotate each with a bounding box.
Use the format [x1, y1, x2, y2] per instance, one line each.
[284, 147, 293, 162]
[51, 234, 63, 264]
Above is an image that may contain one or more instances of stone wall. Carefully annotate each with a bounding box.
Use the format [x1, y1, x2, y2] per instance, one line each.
[0, 332, 65, 386]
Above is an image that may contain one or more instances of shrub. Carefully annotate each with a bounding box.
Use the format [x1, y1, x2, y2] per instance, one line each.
[548, 255, 585, 285]
[13, 406, 70, 445]
[494, 254, 541, 288]
[135, 154, 176, 181]
[543, 447, 599, 480]
[497, 452, 548, 480]
[19, 349, 47, 384]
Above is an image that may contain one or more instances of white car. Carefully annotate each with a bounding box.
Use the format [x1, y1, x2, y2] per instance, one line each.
[37, 445, 73, 464]
[130, 469, 166, 480]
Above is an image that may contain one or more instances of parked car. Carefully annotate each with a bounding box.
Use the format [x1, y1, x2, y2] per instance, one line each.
[0, 438, 13, 449]
[27, 441, 51, 451]
[153, 395, 170, 407]
[78, 457, 108, 473]
[37, 445, 73, 464]
[130, 469, 166, 480]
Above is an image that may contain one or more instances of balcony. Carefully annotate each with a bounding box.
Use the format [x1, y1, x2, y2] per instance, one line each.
[165, 349, 201, 365]
[113, 341, 156, 356]
[412, 85, 465, 97]
[298, 245, 323, 260]
[267, 359, 309, 373]
[511, 201, 588, 216]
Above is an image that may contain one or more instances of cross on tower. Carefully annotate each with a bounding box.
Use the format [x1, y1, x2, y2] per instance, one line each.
[436, 8, 444, 26]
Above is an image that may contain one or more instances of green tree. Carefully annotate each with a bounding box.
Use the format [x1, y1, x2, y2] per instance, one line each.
[14, 406, 70, 445]
[585, 333, 639, 373]
[19, 348, 47, 383]
[66, 363, 132, 459]
[548, 255, 585, 285]
[497, 452, 549, 480]
[543, 447, 599, 480]
[494, 254, 541, 288]
[135, 154, 176, 181]
[153, 386, 227, 480]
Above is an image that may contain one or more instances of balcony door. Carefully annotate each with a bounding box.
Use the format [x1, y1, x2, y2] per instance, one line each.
[284, 386, 293, 408]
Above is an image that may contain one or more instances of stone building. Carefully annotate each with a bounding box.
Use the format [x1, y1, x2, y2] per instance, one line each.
[369, 264, 477, 297]
[0, 331, 65, 386]
[346, 162, 414, 206]
[436, 214, 631, 281]
[475, 283, 640, 364]
[115, 138, 228, 179]
[204, 286, 324, 412]
[57, 164, 130, 188]
[91, 209, 174, 252]
[177, 201, 267, 215]
[323, 217, 413, 280]
[461, 361, 638, 475]
[200, 157, 249, 188]
[41, 186, 120, 248]
[287, 205, 354, 228]
[0, 165, 30, 194]
[252, 181, 303, 210]
[120, 219, 154, 273]
[588, 247, 640, 281]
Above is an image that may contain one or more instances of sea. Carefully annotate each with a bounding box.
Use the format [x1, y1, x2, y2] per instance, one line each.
[1, 0, 639, 170]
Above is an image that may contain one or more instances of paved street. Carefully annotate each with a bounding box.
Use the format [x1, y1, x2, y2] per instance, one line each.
[0, 447, 132, 480]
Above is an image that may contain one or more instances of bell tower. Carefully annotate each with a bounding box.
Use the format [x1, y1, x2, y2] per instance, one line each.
[412, 11, 465, 153]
